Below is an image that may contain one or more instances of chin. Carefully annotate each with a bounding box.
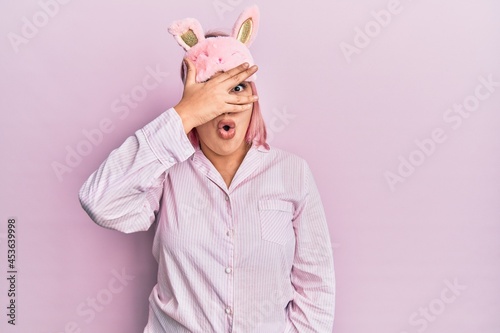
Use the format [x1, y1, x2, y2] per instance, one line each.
[201, 135, 248, 156]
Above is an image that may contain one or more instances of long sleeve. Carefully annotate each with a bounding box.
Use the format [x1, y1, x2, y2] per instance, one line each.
[286, 161, 336, 332]
[78, 107, 195, 233]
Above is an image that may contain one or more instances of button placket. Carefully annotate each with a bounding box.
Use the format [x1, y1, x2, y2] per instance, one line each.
[224, 191, 235, 330]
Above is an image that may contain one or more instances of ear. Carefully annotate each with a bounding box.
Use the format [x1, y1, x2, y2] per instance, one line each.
[231, 5, 260, 47]
[168, 18, 205, 51]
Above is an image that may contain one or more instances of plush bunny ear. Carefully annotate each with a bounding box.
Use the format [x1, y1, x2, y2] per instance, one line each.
[168, 18, 205, 51]
[232, 5, 260, 47]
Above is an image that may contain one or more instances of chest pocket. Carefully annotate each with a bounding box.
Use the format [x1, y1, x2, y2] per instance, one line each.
[258, 200, 295, 245]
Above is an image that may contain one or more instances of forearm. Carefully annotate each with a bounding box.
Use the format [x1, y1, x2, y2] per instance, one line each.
[78, 108, 194, 233]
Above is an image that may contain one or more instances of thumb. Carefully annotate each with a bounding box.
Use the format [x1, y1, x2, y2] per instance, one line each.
[183, 58, 196, 86]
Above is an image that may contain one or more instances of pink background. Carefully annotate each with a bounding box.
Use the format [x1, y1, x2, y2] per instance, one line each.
[1, 0, 499, 332]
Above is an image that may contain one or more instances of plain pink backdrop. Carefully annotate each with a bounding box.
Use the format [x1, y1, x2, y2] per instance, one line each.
[1, 0, 499, 332]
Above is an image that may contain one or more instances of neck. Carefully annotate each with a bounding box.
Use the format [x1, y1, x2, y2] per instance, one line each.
[200, 141, 251, 188]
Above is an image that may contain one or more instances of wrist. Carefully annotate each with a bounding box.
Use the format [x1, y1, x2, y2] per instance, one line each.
[173, 103, 194, 134]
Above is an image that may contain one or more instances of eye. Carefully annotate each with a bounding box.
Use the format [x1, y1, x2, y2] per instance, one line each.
[232, 83, 247, 92]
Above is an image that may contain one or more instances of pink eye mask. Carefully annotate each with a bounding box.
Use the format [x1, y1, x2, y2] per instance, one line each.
[168, 5, 259, 83]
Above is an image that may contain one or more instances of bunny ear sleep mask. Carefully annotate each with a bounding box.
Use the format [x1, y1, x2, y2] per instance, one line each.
[168, 5, 259, 83]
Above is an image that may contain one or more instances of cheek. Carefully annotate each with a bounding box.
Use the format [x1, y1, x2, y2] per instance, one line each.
[242, 111, 253, 127]
[195, 123, 214, 142]
[236, 111, 253, 137]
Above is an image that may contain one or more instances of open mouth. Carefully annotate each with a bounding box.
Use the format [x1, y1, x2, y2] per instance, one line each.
[217, 120, 236, 140]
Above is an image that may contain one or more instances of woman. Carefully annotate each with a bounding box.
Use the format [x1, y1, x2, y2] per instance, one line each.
[79, 5, 335, 333]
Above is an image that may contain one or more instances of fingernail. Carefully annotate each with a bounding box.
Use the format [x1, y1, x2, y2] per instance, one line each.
[243, 63, 249, 68]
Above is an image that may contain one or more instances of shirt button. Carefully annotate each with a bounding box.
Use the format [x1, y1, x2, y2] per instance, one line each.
[224, 195, 229, 201]
[225, 307, 232, 314]
[225, 267, 232, 274]
[168, 157, 175, 163]
[226, 229, 233, 237]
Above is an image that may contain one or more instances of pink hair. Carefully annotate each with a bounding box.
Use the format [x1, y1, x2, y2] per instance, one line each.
[180, 32, 269, 150]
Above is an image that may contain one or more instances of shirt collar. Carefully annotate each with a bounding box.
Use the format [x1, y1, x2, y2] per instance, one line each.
[190, 143, 269, 193]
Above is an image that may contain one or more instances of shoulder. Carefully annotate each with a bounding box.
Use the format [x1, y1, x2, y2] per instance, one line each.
[258, 144, 310, 174]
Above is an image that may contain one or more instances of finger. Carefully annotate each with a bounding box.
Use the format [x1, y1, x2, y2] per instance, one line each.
[183, 58, 196, 86]
[211, 62, 251, 83]
[222, 65, 258, 88]
[222, 102, 254, 114]
[225, 94, 258, 106]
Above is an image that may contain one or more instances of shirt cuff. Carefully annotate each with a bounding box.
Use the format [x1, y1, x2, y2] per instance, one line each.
[141, 107, 195, 167]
